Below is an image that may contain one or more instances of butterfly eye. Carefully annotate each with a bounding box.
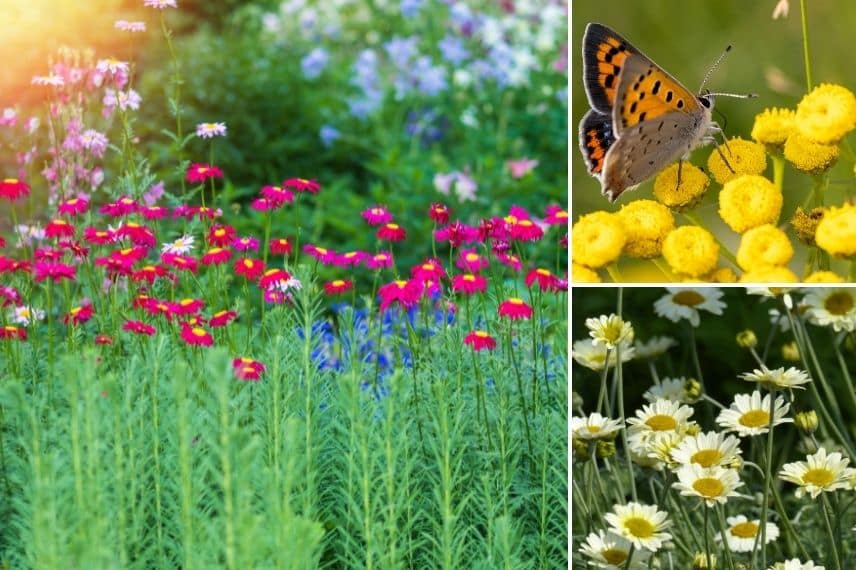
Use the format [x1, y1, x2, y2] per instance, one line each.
[698, 96, 712, 109]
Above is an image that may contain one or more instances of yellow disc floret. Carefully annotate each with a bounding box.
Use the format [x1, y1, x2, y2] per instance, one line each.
[653, 163, 710, 211]
[795, 83, 856, 144]
[751, 107, 796, 147]
[707, 138, 767, 184]
[572, 263, 601, 283]
[572, 211, 626, 269]
[718, 175, 783, 233]
[815, 203, 856, 258]
[736, 224, 794, 271]
[661, 226, 719, 278]
[616, 200, 675, 259]
[783, 132, 839, 174]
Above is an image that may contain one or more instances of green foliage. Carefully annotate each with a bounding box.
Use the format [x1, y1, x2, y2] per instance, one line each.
[0, 286, 568, 569]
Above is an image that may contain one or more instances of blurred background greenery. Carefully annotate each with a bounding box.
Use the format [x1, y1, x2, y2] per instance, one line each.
[572, 1, 856, 280]
[1, 0, 568, 281]
[571, 287, 856, 424]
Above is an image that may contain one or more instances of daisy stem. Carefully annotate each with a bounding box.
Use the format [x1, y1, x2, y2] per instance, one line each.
[820, 494, 842, 570]
[800, 0, 813, 91]
[831, 340, 856, 423]
[752, 388, 776, 570]
[703, 506, 712, 570]
[715, 505, 736, 570]
[615, 341, 637, 502]
[770, 470, 811, 559]
[622, 544, 635, 570]
[595, 348, 612, 415]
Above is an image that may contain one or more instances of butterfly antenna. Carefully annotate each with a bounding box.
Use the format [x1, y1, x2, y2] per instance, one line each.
[699, 45, 733, 92]
[707, 91, 759, 99]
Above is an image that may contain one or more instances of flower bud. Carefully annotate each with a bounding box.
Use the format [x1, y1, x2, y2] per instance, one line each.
[782, 341, 801, 362]
[795, 410, 819, 434]
[596, 440, 616, 459]
[693, 552, 717, 569]
[736, 330, 758, 349]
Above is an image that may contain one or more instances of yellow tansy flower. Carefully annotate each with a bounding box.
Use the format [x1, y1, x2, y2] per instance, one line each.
[795, 83, 856, 144]
[815, 203, 856, 258]
[751, 107, 796, 148]
[804, 271, 845, 283]
[738, 266, 799, 283]
[572, 211, 626, 269]
[707, 138, 767, 184]
[736, 224, 794, 271]
[662, 226, 719, 278]
[718, 175, 783, 233]
[616, 200, 675, 259]
[783, 132, 839, 174]
[572, 263, 601, 283]
[653, 163, 709, 211]
[705, 267, 738, 283]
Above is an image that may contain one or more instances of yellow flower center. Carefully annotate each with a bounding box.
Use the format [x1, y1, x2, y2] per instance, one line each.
[180, 299, 194, 306]
[475, 331, 489, 338]
[298, 178, 309, 184]
[802, 468, 834, 487]
[395, 280, 408, 288]
[645, 414, 677, 431]
[672, 291, 706, 306]
[70, 307, 82, 315]
[215, 229, 225, 236]
[586, 425, 601, 434]
[623, 517, 655, 539]
[536, 268, 550, 276]
[518, 220, 533, 227]
[466, 253, 478, 261]
[422, 264, 434, 270]
[192, 328, 207, 337]
[691, 449, 723, 468]
[387, 224, 399, 230]
[601, 548, 628, 565]
[739, 410, 770, 428]
[463, 275, 475, 282]
[317, 247, 327, 254]
[508, 298, 523, 305]
[730, 521, 758, 539]
[4, 178, 19, 184]
[824, 292, 854, 315]
[215, 311, 227, 317]
[332, 280, 345, 286]
[692, 477, 725, 498]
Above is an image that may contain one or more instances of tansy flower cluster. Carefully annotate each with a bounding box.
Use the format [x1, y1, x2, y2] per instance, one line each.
[573, 81, 856, 283]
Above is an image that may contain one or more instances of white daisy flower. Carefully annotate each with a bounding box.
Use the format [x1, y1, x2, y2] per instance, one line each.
[627, 398, 695, 436]
[716, 391, 792, 437]
[634, 335, 677, 359]
[196, 122, 228, 139]
[571, 412, 622, 441]
[585, 313, 634, 350]
[31, 74, 65, 87]
[161, 234, 195, 255]
[604, 502, 671, 552]
[670, 431, 743, 469]
[10, 306, 46, 325]
[803, 288, 856, 332]
[643, 377, 700, 404]
[672, 463, 743, 506]
[779, 447, 856, 499]
[740, 366, 811, 390]
[627, 431, 669, 471]
[717, 514, 779, 553]
[95, 58, 129, 75]
[579, 530, 651, 568]
[768, 559, 826, 570]
[654, 287, 726, 327]
[572, 339, 634, 371]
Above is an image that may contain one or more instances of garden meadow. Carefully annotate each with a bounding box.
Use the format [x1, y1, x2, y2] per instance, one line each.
[0, 1, 569, 568]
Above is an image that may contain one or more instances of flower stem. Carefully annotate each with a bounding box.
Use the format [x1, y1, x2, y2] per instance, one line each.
[800, 0, 813, 91]
[820, 494, 842, 570]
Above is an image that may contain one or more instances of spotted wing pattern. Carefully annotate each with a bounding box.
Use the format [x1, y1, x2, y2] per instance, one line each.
[614, 54, 701, 133]
[581, 23, 644, 114]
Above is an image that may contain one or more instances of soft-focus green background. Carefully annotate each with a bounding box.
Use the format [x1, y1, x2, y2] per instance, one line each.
[572, 1, 856, 280]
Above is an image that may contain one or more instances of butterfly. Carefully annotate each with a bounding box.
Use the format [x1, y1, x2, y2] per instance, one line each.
[579, 22, 751, 202]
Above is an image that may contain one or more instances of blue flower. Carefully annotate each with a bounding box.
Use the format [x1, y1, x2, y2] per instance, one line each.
[412, 56, 447, 96]
[319, 124, 340, 147]
[400, 0, 423, 18]
[300, 47, 329, 80]
[438, 35, 469, 65]
[384, 36, 420, 69]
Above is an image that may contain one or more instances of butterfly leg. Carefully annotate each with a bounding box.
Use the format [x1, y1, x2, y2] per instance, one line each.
[675, 159, 684, 190]
[710, 136, 736, 174]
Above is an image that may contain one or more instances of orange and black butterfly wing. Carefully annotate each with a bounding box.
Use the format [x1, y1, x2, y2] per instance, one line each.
[613, 53, 703, 134]
[581, 22, 646, 114]
[578, 109, 616, 181]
